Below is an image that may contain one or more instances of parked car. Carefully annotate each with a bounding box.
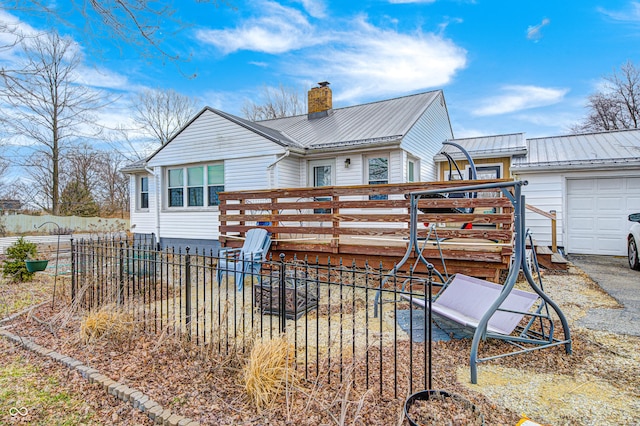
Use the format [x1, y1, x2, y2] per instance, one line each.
[628, 213, 640, 270]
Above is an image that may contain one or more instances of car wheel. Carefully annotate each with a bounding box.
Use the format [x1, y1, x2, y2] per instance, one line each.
[629, 237, 640, 270]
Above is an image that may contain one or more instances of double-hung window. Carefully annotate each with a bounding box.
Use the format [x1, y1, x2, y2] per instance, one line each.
[139, 176, 149, 209]
[187, 167, 204, 206]
[168, 169, 184, 207]
[167, 163, 224, 208]
[407, 159, 417, 183]
[207, 164, 224, 206]
[367, 156, 388, 200]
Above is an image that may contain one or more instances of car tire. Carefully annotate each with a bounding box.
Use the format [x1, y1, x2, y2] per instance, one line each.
[629, 237, 640, 271]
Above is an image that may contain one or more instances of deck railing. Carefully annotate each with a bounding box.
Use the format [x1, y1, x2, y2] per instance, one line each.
[219, 179, 516, 280]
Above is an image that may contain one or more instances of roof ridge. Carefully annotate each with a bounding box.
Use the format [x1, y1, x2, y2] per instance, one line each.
[448, 132, 524, 141]
[529, 128, 640, 141]
[257, 89, 442, 124]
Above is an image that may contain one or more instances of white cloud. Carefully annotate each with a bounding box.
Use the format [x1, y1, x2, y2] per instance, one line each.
[598, 2, 640, 22]
[301, 18, 467, 102]
[526, 18, 550, 41]
[75, 65, 133, 91]
[294, 0, 327, 18]
[472, 85, 569, 116]
[195, 1, 326, 54]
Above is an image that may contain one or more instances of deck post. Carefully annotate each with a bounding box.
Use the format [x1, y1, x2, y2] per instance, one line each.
[550, 210, 557, 253]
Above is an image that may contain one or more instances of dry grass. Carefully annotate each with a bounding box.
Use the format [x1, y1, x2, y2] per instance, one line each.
[79, 307, 134, 344]
[243, 335, 297, 411]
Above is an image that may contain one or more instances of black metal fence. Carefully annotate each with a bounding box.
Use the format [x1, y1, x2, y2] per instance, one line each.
[71, 237, 435, 399]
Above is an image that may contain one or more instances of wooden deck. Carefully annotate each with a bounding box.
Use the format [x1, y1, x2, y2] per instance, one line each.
[219, 180, 517, 282]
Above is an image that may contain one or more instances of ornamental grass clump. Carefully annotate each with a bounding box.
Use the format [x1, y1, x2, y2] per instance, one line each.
[243, 336, 297, 411]
[80, 307, 134, 344]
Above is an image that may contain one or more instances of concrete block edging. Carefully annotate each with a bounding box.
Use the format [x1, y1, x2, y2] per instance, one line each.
[0, 329, 199, 426]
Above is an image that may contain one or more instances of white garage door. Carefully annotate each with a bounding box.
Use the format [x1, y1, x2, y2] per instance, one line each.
[567, 177, 640, 255]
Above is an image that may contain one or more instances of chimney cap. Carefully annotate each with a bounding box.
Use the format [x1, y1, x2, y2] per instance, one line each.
[317, 81, 330, 87]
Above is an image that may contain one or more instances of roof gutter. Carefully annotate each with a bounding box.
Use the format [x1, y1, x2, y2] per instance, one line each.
[305, 139, 401, 154]
[512, 159, 640, 173]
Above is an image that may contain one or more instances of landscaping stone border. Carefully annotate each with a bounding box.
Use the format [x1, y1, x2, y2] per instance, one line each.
[0, 329, 199, 426]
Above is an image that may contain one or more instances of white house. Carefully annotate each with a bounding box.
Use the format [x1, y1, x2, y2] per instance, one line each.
[512, 129, 640, 256]
[123, 84, 454, 250]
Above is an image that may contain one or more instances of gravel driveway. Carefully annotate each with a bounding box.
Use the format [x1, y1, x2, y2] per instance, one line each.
[568, 254, 640, 336]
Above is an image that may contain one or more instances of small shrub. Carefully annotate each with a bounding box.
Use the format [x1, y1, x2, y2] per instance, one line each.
[2, 237, 38, 282]
[80, 308, 134, 344]
[243, 336, 297, 411]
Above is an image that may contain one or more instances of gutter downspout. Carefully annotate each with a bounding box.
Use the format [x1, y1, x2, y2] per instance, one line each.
[145, 166, 160, 246]
[266, 150, 290, 188]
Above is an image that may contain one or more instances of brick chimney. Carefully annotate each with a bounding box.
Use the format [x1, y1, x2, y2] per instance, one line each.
[308, 81, 332, 118]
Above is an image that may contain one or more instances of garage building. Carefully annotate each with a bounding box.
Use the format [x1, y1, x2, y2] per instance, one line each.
[512, 129, 640, 255]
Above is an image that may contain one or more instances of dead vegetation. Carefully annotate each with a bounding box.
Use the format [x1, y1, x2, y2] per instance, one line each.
[0, 266, 638, 425]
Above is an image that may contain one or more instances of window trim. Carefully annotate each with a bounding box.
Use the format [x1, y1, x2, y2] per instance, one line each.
[165, 163, 224, 210]
[407, 157, 419, 183]
[138, 175, 149, 211]
[366, 154, 389, 200]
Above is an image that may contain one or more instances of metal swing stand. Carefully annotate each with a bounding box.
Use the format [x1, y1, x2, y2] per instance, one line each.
[375, 180, 572, 384]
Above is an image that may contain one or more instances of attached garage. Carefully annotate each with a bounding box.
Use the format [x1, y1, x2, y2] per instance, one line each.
[566, 177, 640, 255]
[512, 129, 640, 255]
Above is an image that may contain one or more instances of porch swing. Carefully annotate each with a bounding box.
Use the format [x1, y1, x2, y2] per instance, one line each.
[372, 145, 572, 383]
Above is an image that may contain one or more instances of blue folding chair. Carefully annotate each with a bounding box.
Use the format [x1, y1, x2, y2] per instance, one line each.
[217, 229, 271, 291]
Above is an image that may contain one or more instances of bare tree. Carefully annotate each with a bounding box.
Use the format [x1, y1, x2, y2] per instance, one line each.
[241, 84, 306, 121]
[0, 31, 109, 214]
[2, 1, 230, 64]
[95, 150, 130, 217]
[64, 143, 102, 196]
[133, 88, 199, 147]
[573, 61, 640, 133]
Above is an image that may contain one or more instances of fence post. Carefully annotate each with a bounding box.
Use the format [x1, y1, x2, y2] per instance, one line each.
[70, 238, 76, 303]
[118, 241, 125, 306]
[185, 247, 192, 341]
[279, 253, 286, 333]
[550, 210, 557, 253]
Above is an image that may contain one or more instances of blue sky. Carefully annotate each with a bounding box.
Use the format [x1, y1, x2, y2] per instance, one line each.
[4, 0, 640, 143]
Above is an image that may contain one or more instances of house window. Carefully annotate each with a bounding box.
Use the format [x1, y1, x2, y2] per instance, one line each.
[167, 163, 224, 208]
[208, 164, 224, 206]
[309, 160, 334, 214]
[187, 166, 204, 206]
[168, 168, 184, 207]
[368, 156, 388, 200]
[407, 159, 418, 183]
[139, 176, 149, 209]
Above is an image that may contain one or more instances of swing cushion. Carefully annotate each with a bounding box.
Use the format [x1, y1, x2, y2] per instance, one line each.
[402, 274, 539, 335]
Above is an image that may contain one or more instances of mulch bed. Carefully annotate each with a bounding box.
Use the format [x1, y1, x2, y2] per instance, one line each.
[2, 267, 638, 425]
[2, 300, 527, 425]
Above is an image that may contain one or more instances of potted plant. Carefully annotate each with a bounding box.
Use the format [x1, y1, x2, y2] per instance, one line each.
[2, 237, 45, 282]
[25, 257, 49, 272]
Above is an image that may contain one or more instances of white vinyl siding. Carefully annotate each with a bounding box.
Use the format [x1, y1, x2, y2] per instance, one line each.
[273, 156, 301, 188]
[401, 92, 454, 181]
[516, 173, 564, 248]
[130, 173, 156, 235]
[148, 110, 283, 167]
[516, 169, 640, 254]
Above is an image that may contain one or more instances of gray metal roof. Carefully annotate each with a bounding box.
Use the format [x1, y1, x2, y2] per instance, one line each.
[512, 129, 640, 171]
[434, 133, 526, 161]
[120, 158, 148, 173]
[257, 90, 443, 149]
